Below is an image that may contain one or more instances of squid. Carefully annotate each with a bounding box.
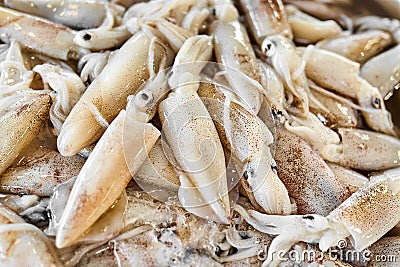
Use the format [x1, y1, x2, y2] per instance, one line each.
[0, 204, 62, 266]
[298, 46, 396, 136]
[354, 15, 400, 44]
[211, 20, 264, 115]
[57, 5, 211, 156]
[211, 0, 288, 119]
[57, 29, 173, 157]
[316, 30, 393, 64]
[307, 80, 359, 128]
[198, 81, 293, 215]
[237, 0, 292, 44]
[236, 0, 320, 115]
[274, 127, 350, 215]
[0, 94, 51, 175]
[159, 35, 231, 224]
[361, 44, 400, 98]
[235, 167, 400, 266]
[286, 111, 400, 171]
[0, 7, 86, 60]
[54, 11, 214, 248]
[74, 4, 131, 51]
[54, 68, 169, 248]
[4, 0, 125, 30]
[0, 41, 52, 175]
[33, 63, 87, 135]
[286, 4, 342, 44]
[0, 147, 86, 196]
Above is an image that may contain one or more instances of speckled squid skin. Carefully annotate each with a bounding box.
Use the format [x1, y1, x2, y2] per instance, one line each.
[328, 171, 400, 251]
[316, 30, 393, 63]
[198, 82, 273, 163]
[0, 6, 81, 60]
[57, 31, 173, 157]
[0, 148, 86, 196]
[4, 0, 122, 30]
[327, 163, 368, 193]
[198, 82, 293, 215]
[238, 0, 293, 44]
[55, 110, 160, 248]
[0, 94, 51, 176]
[300, 46, 395, 136]
[211, 20, 263, 114]
[308, 87, 359, 129]
[274, 127, 350, 216]
[335, 128, 400, 171]
[159, 35, 231, 224]
[159, 89, 230, 224]
[75, 190, 225, 267]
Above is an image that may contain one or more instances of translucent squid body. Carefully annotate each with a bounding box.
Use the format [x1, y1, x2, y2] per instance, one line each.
[53, 53, 174, 248]
[4, 0, 125, 30]
[0, 6, 85, 60]
[57, 29, 173, 156]
[235, 167, 400, 266]
[298, 46, 396, 136]
[286, 111, 400, 171]
[198, 81, 293, 215]
[0, 204, 62, 266]
[0, 41, 51, 176]
[159, 35, 231, 224]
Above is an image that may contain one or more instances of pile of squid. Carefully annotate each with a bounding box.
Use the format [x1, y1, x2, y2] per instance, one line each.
[0, 0, 399, 266]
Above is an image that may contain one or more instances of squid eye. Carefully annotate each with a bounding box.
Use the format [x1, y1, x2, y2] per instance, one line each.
[261, 39, 276, 57]
[140, 92, 149, 101]
[243, 170, 249, 180]
[82, 33, 92, 41]
[243, 168, 255, 180]
[372, 97, 382, 109]
[135, 90, 153, 109]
